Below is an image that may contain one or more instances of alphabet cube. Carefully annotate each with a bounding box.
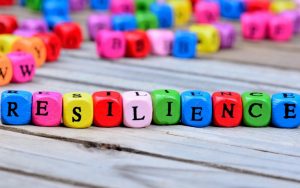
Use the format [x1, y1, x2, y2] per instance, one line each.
[13, 30, 36, 37]
[190, 24, 220, 53]
[1, 90, 32, 125]
[0, 15, 18, 34]
[70, 0, 86, 11]
[168, 0, 192, 26]
[7, 52, 36, 83]
[195, 1, 220, 24]
[151, 89, 181, 125]
[20, 18, 48, 33]
[242, 92, 271, 127]
[150, 3, 173, 28]
[54, 22, 83, 49]
[90, 0, 109, 10]
[122, 91, 153, 128]
[0, 0, 14, 6]
[0, 34, 20, 54]
[26, 0, 42, 11]
[281, 11, 300, 34]
[32, 91, 62, 127]
[270, 0, 296, 13]
[93, 91, 123, 127]
[96, 30, 126, 59]
[212, 91, 243, 127]
[135, 0, 155, 12]
[110, 0, 135, 14]
[172, 31, 197, 58]
[220, 0, 245, 20]
[112, 14, 137, 31]
[124, 30, 151, 58]
[87, 14, 111, 41]
[136, 12, 158, 30]
[181, 90, 212, 128]
[42, 0, 69, 17]
[272, 93, 300, 129]
[147, 29, 174, 56]
[267, 15, 293, 41]
[241, 12, 270, 40]
[0, 52, 13, 86]
[245, 0, 270, 12]
[214, 23, 236, 49]
[63, 92, 93, 129]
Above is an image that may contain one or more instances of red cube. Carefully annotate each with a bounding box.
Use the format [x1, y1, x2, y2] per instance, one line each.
[212, 91, 243, 127]
[0, 0, 14, 6]
[35, 32, 62, 62]
[93, 91, 123, 127]
[0, 14, 18, 34]
[124, 30, 151, 58]
[54, 22, 83, 49]
[245, 0, 270, 12]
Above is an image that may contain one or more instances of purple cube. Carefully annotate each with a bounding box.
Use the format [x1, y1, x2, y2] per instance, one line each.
[20, 18, 48, 33]
[87, 14, 111, 41]
[13, 29, 37, 37]
[281, 10, 300, 34]
[214, 23, 236, 49]
[70, 0, 86, 12]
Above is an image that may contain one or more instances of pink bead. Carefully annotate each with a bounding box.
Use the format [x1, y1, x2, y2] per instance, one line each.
[280, 10, 300, 34]
[20, 19, 48, 33]
[268, 15, 293, 42]
[96, 30, 126, 59]
[110, 0, 135, 14]
[147, 29, 174, 56]
[195, 1, 220, 24]
[122, 91, 153, 128]
[7, 52, 36, 83]
[87, 14, 111, 40]
[241, 12, 269, 41]
[32, 91, 62, 127]
[13, 29, 36, 37]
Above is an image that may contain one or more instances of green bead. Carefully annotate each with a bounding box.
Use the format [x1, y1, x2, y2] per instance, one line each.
[242, 92, 271, 127]
[26, 0, 42, 11]
[135, 0, 156, 12]
[151, 89, 181, 125]
[136, 12, 158, 30]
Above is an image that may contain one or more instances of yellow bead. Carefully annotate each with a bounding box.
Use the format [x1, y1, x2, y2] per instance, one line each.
[0, 34, 21, 54]
[270, 0, 296, 13]
[63, 92, 93, 129]
[168, 0, 192, 26]
[189, 24, 220, 53]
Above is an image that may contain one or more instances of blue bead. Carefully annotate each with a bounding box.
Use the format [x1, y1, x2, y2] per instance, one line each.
[272, 93, 300, 129]
[150, 3, 173, 28]
[42, 0, 69, 18]
[220, 0, 245, 20]
[90, 0, 110, 10]
[181, 90, 212, 128]
[112, 14, 137, 31]
[1, 90, 32, 125]
[172, 31, 197, 58]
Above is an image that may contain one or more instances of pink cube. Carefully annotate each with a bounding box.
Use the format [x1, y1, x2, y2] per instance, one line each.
[268, 15, 293, 42]
[87, 14, 111, 41]
[7, 52, 36, 83]
[281, 10, 300, 34]
[20, 19, 48, 33]
[96, 30, 126, 59]
[122, 91, 153, 128]
[195, 1, 220, 23]
[147, 29, 174, 56]
[32, 91, 62, 127]
[70, 0, 86, 12]
[110, 0, 135, 14]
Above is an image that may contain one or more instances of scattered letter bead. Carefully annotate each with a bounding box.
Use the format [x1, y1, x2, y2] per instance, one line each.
[90, 0, 109, 10]
[195, 1, 220, 24]
[1, 90, 32, 125]
[87, 14, 111, 41]
[272, 93, 300, 129]
[0, 52, 13, 86]
[20, 18, 48, 33]
[181, 90, 212, 128]
[242, 92, 271, 127]
[54, 22, 83, 49]
[63, 92, 93, 129]
[270, 0, 296, 13]
[122, 91, 153, 128]
[136, 12, 158, 30]
[96, 30, 126, 59]
[267, 15, 293, 42]
[93, 91, 123, 127]
[125, 30, 151, 58]
[241, 12, 269, 40]
[0, 15, 18, 34]
[212, 91, 243, 127]
[172, 31, 197, 58]
[220, 0, 245, 20]
[147, 29, 174, 56]
[214, 23, 236, 49]
[245, 0, 270, 12]
[135, 0, 155, 12]
[151, 89, 181, 125]
[110, 0, 135, 14]
[7, 52, 36, 83]
[168, 0, 192, 26]
[112, 14, 137, 31]
[0, 34, 20, 54]
[150, 3, 173, 28]
[32, 91, 62, 127]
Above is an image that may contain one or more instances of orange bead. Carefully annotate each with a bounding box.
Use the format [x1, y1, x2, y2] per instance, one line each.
[0, 52, 13, 86]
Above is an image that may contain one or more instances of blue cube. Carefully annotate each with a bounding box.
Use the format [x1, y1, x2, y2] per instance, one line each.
[220, 0, 245, 20]
[42, 0, 70, 18]
[90, 0, 110, 10]
[181, 90, 212, 127]
[1, 90, 32, 125]
[150, 3, 173, 28]
[272, 93, 300, 129]
[112, 14, 137, 31]
[172, 31, 197, 58]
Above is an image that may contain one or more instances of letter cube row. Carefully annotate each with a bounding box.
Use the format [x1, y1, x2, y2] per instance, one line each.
[2, 90, 300, 129]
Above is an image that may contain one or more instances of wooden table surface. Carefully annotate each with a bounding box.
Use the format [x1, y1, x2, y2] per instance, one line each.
[1, 6, 300, 188]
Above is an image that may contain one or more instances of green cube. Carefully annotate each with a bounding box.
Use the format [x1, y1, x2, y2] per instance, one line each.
[136, 12, 158, 30]
[135, 0, 156, 12]
[242, 92, 271, 127]
[26, 0, 42, 11]
[151, 89, 181, 125]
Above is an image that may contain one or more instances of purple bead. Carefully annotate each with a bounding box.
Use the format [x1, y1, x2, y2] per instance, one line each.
[214, 23, 236, 49]
[13, 29, 37, 37]
[70, 0, 86, 12]
[281, 10, 300, 34]
[20, 18, 48, 33]
[87, 14, 111, 41]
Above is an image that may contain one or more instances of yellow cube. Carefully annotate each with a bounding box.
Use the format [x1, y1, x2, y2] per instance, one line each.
[63, 92, 93, 129]
[189, 24, 220, 53]
[270, 0, 296, 13]
[0, 34, 21, 54]
[168, 0, 192, 26]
